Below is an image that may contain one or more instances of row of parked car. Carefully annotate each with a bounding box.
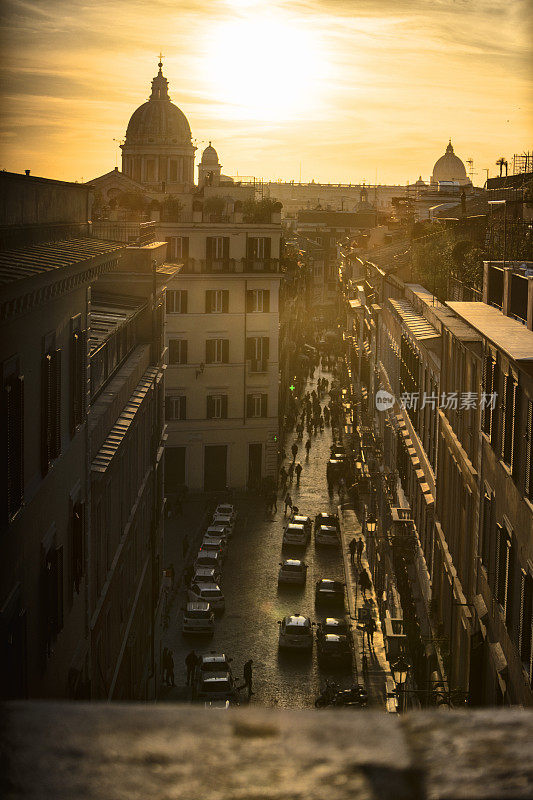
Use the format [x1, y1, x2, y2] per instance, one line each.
[277, 511, 352, 667]
[181, 504, 237, 636]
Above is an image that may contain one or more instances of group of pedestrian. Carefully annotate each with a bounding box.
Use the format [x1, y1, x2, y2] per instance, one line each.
[349, 537, 364, 567]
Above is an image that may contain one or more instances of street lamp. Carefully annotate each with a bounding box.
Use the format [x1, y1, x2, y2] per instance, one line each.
[392, 655, 410, 713]
[366, 515, 377, 534]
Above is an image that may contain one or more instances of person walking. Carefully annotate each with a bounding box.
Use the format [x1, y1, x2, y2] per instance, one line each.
[287, 461, 295, 483]
[365, 616, 377, 651]
[359, 568, 372, 600]
[185, 649, 197, 687]
[291, 442, 298, 461]
[295, 461, 303, 486]
[270, 490, 278, 513]
[243, 659, 254, 698]
[356, 538, 364, 567]
[167, 649, 175, 687]
[349, 537, 357, 567]
[305, 438, 311, 458]
[284, 492, 293, 515]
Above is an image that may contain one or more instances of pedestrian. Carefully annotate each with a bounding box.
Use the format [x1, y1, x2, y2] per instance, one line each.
[288, 461, 295, 483]
[359, 568, 372, 600]
[243, 659, 254, 698]
[295, 462, 303, 486]
[270, 490, 278, 512]
[185, 649, 197, 687]
[324, 406, 330, 426]
[356, 538, 364, 566]
[305, 438, 311, 458]
[162, 647, 170, 686]
[291, 442, 298, 461]
[167, 649, 175, 687]
[284, 492, 293, 515]
[365, 616, 377, 650]
[279, 464, 287, 484]
[319, 415, 324, 432]
[349, 537, 357, 567]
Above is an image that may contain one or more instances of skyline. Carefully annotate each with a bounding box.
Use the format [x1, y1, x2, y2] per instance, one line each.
[0, 0, 532, 185]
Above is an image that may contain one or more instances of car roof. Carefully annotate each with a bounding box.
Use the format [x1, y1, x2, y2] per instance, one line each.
[196, 550, 220, 559]
[283, 559, 304, 567]
[202, 536, 224, 544]
[316, 512, 337, 519]
[317, 525, 337, 532]
[324, 617, 344, 626]
[186, 601, 211, 611]
[286, 523, 305, 530]
[200, 654, 228, 663]
[194, 582, 221, 591]
[318, 579, 343, 588]
[206, 526, 226, 532]
[324, 633, 344, 643]
[285, 614, 310, 625]
[292, 515, 311, 522]
[201, 674, 231, 683]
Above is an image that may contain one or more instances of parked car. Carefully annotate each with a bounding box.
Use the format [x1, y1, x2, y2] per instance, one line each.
[188, 582, 225, 611]
[315, 525, 339, 547]
[215, 504, 237, 523]
[199, 538, 226, 561]
[290, 514, 312, 535]
[201, 534, 228, 555]
[316, 617, 350, 638]
[195, 653, 234, 683]
[181, 601, 215, 635]
[326, 459, 345, 481]
[315, 579, 345, 607]
[278, 559, 307, 585]
[278, 614, 314, 650]
[191, 567, 219, 585]
[314, 512, 339, 532]
[212, 513, 235, 533]
[205, 524, 231, 543]
[282, 523, 308, 547]
[193, 550, 223, 577]
[195, 671, 238, 702]
[317, 633, 352, 667]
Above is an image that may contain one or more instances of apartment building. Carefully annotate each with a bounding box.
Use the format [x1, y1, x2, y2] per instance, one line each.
[160, 198, 281, 491]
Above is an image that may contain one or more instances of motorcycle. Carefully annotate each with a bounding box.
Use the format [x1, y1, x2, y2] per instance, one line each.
[314, 680, 338, 708]
[315, 682, 368, 708]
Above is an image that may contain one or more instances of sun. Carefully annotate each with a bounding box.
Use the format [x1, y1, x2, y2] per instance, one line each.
[201, 12, 328, 122]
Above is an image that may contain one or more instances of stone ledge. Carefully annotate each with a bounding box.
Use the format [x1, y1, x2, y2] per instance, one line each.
[1, 704, 532, 800]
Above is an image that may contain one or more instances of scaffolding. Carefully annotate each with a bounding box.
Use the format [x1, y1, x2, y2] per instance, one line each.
[512, 152, 533, 175]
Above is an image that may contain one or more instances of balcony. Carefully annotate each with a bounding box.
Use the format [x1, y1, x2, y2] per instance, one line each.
[179, 258, 280, 275]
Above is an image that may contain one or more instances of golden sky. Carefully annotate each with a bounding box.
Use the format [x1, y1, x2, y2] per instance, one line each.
[0, 0, 531, 185]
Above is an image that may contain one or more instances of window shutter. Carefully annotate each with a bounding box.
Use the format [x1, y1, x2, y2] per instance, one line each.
[165, 397, 172, 419]
[481, 354, 489, 433]
[246, 394, 253, 418]
[223, 237, 230, 259]
[41, 354, 52, 475]
[182, 237, 189, 259]
[264, 238, 271, 259]
[509, 379, 518, 475]
[221, 395, 228, 419]
[51, 349, 61, 460]
[205, 290, 212, 313]
[179, 396, 186, 420]
[207, 395, 214, 419]
[261, 393, 268, 418]
[169, 340, 178, 364]
[247, 237, 255, 260]
[56, 544, 64, 633]
[501, 373, 509, 460]
[262, 337, 270, 360]
[526, 400, 533, 499]
[206, 237, 214, 259]
[246, 337, 255, 359]
[222, 339, 229, 363]
[489, 359, 498, 448]
[165, 237, 173, 259]
[181, 291, 188, 314]
[72, 503, 83, 593]
[206, 339, 214, 363]
[180, 340, 188, 365]
[246, 290, 254, 313]
[263, 290, 270, 312]
[222, 290, 229, 313]
[12, 375, 24, 514]
[518, 570, 526, 656]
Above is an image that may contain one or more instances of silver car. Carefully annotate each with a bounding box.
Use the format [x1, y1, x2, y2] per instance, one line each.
[278, 559, 308, 585]
[181, 601, 215, 634]
[188, 582, 225, 611]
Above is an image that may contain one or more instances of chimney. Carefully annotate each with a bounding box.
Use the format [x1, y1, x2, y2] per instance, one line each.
[25, 169, 30, 176]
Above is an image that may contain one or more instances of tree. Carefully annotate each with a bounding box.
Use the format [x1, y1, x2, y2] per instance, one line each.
[160, 195, 182, 222]
[203, 195, 226, 220]
[242, 198, 281, 223]
[116, 191, 148, 212]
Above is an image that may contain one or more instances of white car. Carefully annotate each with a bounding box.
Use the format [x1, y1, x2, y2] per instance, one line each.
[193, 550, 223, 576]
[199, 538, 226, 561]
[196, 673, 238, 702]
[191, 567, 219, 585]
[201, 534, 228, 555]
[188, 582, 225, 611]
[212, 513, 235, 532]
[215, 504, 237, 523]
[182, 601, 215, 634]
[283, 523, 308, 547]
[205, 524, 231, 542]
[290, 514, 312, 535]
[315, 525, 339, 546]
[278, 614, 314, 650]
[278, 559, 307, 585]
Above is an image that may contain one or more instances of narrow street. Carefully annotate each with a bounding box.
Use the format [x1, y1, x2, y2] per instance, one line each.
[161, 370, 355, 708]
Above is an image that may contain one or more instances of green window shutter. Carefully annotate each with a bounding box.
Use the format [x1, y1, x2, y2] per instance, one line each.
[55, 544, 64, 633]
[501, 373, 509, 460]
[206, 339, 214, 363]
[169, 340, 178, 364]
[180, 341, 188, 365]
[510, 380, 519, 476]
[261, 393, 268, 418]
[526, 400, 533, 499]
[182, 237, 189, 258]
[247, 237, 255, 260]
[263, 290, 270, 312]
[221, 395, 228, 419]
[222, 339, 229, 363]
[222, 290, 229, 313]
[180, 396, 186, 420]
[205, 290, 212, 313]
[51, 349, 62, 459]
[246, 290, 254, 312]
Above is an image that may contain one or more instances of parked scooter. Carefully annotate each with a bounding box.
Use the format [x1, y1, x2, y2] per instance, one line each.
[314, 680, 339, 708]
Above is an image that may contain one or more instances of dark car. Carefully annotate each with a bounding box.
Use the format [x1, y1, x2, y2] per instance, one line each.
[314, 512, 340, 532]
[316, 617, 349, 638]
[315, 579, 345, 607]
[317, 633, 352, 667]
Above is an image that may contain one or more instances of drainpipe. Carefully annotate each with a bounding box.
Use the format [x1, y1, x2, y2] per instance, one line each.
[243, 279, 248, 426]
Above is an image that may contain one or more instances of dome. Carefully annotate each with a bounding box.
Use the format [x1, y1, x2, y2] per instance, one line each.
[201, 142, 219, 164]
[431, 140, 468, 184]
[125, 62, 192, 146]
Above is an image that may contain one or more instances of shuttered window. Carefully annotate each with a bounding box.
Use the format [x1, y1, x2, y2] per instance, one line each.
[71, 502, 84, 595]
[520, 571, 533, 686]
[246, 337, 269, 371]
[41, 349, 61, 474]
[43, 543, 64, 653]
[495, 524, 511, 616]
[168, 339, 188, 365]
[246, 289, 270, 312]
[206, 394, 228, 419]
[70, 329, 85, 436]
[206, 236, 229, 260]
[206, 339, 229, 364]
[166, 290, 188, 314]
[165, 396, 186, 420]
[205, 290, 229, 313]
[247, 237, 271, 260]
[501, 373, 517, 467]
[2, 369, 24, 521]
[525, 399, 533, 501]
[246, 393, 268, 418]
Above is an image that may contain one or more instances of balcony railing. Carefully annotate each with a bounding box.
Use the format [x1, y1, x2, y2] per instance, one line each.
[179, 258, 279, 274]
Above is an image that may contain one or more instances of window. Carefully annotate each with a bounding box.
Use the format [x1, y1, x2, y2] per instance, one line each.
[246, 336, 269, 372]
[2, 358, 24, 521]
[520, 570, 533, 686]
[165, 237, 189, 261]
[501, 373, 518, 468]
[206, 236, 229, 261]
[43, 543, 64, 654]
[525, 399, 533, 502]
[207, 394, 228, 419]
[206, 339, 229, 364]
[205, 290, 229, 313]
[165, 395, 186, 420]
[246, 289, 270, 313]
[70, 322, 85, 436]
[480, 487, 492, 569]
[481, 352, 496, 438]
[495, 523, 511, 616]
[166, 290, 188, 314]
[42, 347, 61, 475]
[246, 393, 268, 418]
[169, 161, 177, 182]
[168, 339, 188, 365]
[71, 502, 84, 595]
[247, 237, 271, 260]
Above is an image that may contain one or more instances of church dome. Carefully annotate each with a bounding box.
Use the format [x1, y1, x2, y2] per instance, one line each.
[201, 142, 219, 164]
[125, 62, 192, 146]
[431, 140, 468, 184]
